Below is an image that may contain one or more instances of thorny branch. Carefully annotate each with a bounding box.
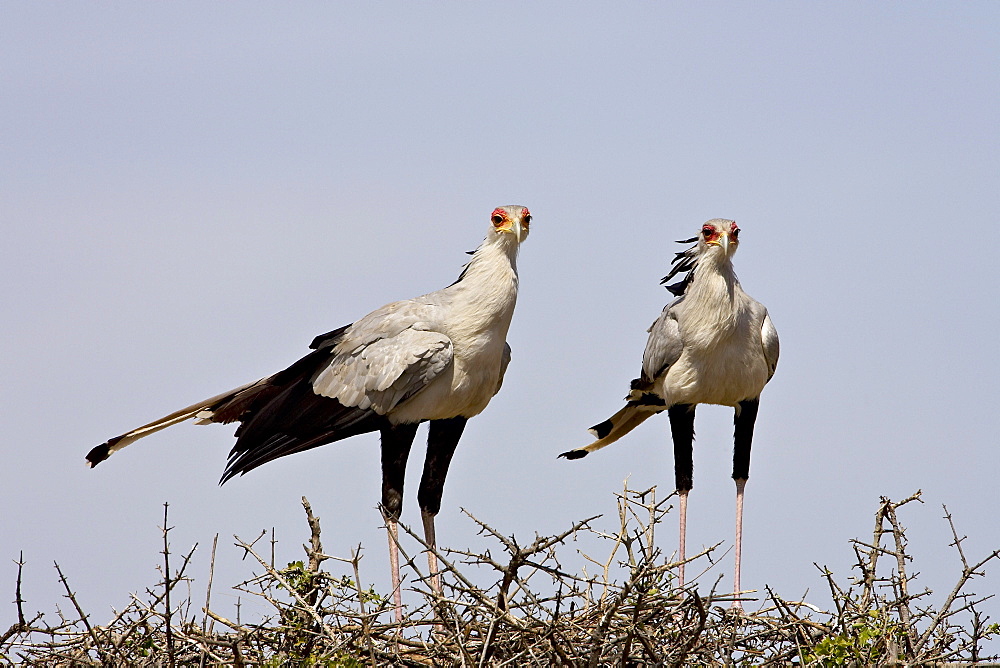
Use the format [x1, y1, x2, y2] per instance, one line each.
[3, 488, 998, 666]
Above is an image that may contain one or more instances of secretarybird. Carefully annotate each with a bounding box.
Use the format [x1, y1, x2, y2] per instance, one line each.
[87, 205, 532, 622]
[560, 219, 778, 605]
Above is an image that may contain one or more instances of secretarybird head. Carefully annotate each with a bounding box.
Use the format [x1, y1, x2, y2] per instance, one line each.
[86, 205, 533, 623]
[561, 218, 779, 607]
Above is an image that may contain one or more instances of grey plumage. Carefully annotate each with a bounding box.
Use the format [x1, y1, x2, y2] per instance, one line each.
[86, 205, 533, 621]
[561, 218, 778, 603]
[88, 206, 530, 474]
[562, 218, 778, 457]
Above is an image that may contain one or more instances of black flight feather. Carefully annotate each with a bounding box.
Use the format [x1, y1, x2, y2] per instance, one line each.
[217, 330, 387, 482]
[310, 324, 352, 350]
[222, 368, 387, 482]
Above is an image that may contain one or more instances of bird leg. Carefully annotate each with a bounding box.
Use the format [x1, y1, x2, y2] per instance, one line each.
[668, 404, 696, 588]
[418, 417, 467, 599]
[380, 422, 419, 624]
[732, 399, 759, 609]
[384, 518, 404, 622]
[421, 509, 440, 594]
[677, 489, 689, 587]
[733, 477, 746, 608]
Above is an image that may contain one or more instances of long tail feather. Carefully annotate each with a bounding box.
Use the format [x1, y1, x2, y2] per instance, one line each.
[559, 403, 661, 459]
[85, 380, 261, 467]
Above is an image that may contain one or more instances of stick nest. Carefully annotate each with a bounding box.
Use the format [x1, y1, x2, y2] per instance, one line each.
[3, 486, 998, 666]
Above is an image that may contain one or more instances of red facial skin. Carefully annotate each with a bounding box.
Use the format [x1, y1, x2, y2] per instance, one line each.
[702, 221, 739, 244]
[491, 208, 509, 228]
[492, 207, 531, 230]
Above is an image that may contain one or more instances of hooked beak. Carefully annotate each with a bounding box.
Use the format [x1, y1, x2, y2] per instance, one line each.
[707, 232, 733, 254]
[490, 206, 530, 242]
[498, 219, 528, 242]
[513, 219, 528, 242]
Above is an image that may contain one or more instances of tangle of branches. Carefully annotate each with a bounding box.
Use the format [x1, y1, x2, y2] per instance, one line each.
[3, 487, 998, 666]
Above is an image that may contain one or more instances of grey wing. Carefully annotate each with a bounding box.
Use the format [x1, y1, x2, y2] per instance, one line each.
[641, 304, 684, 384]
[761, 310, 779, 382]
[312, 322, 453, 415]
[494, 342, 512, 395]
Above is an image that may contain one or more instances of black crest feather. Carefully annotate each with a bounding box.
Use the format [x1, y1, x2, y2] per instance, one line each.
[660, 238, 701, 296]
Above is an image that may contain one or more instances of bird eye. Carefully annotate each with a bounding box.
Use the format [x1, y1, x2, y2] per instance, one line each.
[490, 208, 508, 227]
[731, 226, 740, 238]
[522, 214, 532, 226]
[701, 226, 715, 237]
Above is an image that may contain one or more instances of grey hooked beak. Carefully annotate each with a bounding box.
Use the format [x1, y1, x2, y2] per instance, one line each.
[514, 219, 529, 242]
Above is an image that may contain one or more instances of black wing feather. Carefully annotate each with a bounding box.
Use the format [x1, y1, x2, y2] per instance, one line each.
[219, 323, 389, 482]
[310, 324, 352, 350]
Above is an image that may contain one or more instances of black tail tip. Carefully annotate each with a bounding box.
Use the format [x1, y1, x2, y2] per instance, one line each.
[559, 449, 588, 460]
[85, 442, 111, 468]
[589, 419, 614, 439]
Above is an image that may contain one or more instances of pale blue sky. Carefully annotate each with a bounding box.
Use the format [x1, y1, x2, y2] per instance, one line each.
[3, 2, 999, 634]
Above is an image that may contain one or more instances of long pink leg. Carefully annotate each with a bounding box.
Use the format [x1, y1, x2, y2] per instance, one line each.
[731, 399, 758, 610]
[668, 404, 696, 589]
[421, 510, 442, 596]
[417, 417, 465, 602]
[386, 520, 404, 623]
[379, 423, 418, 625]
[732, 478, 747, 609]
[677, 489, 689, 587]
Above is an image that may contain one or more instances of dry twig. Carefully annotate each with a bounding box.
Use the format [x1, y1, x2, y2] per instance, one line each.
[3, 488, 998, 666]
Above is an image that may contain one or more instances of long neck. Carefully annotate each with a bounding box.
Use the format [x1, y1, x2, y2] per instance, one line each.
[445, 233, 520, 335]
[681, 251, 747, 334]
[688, 251, 738, 303]
[455, 231, 519, 283]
